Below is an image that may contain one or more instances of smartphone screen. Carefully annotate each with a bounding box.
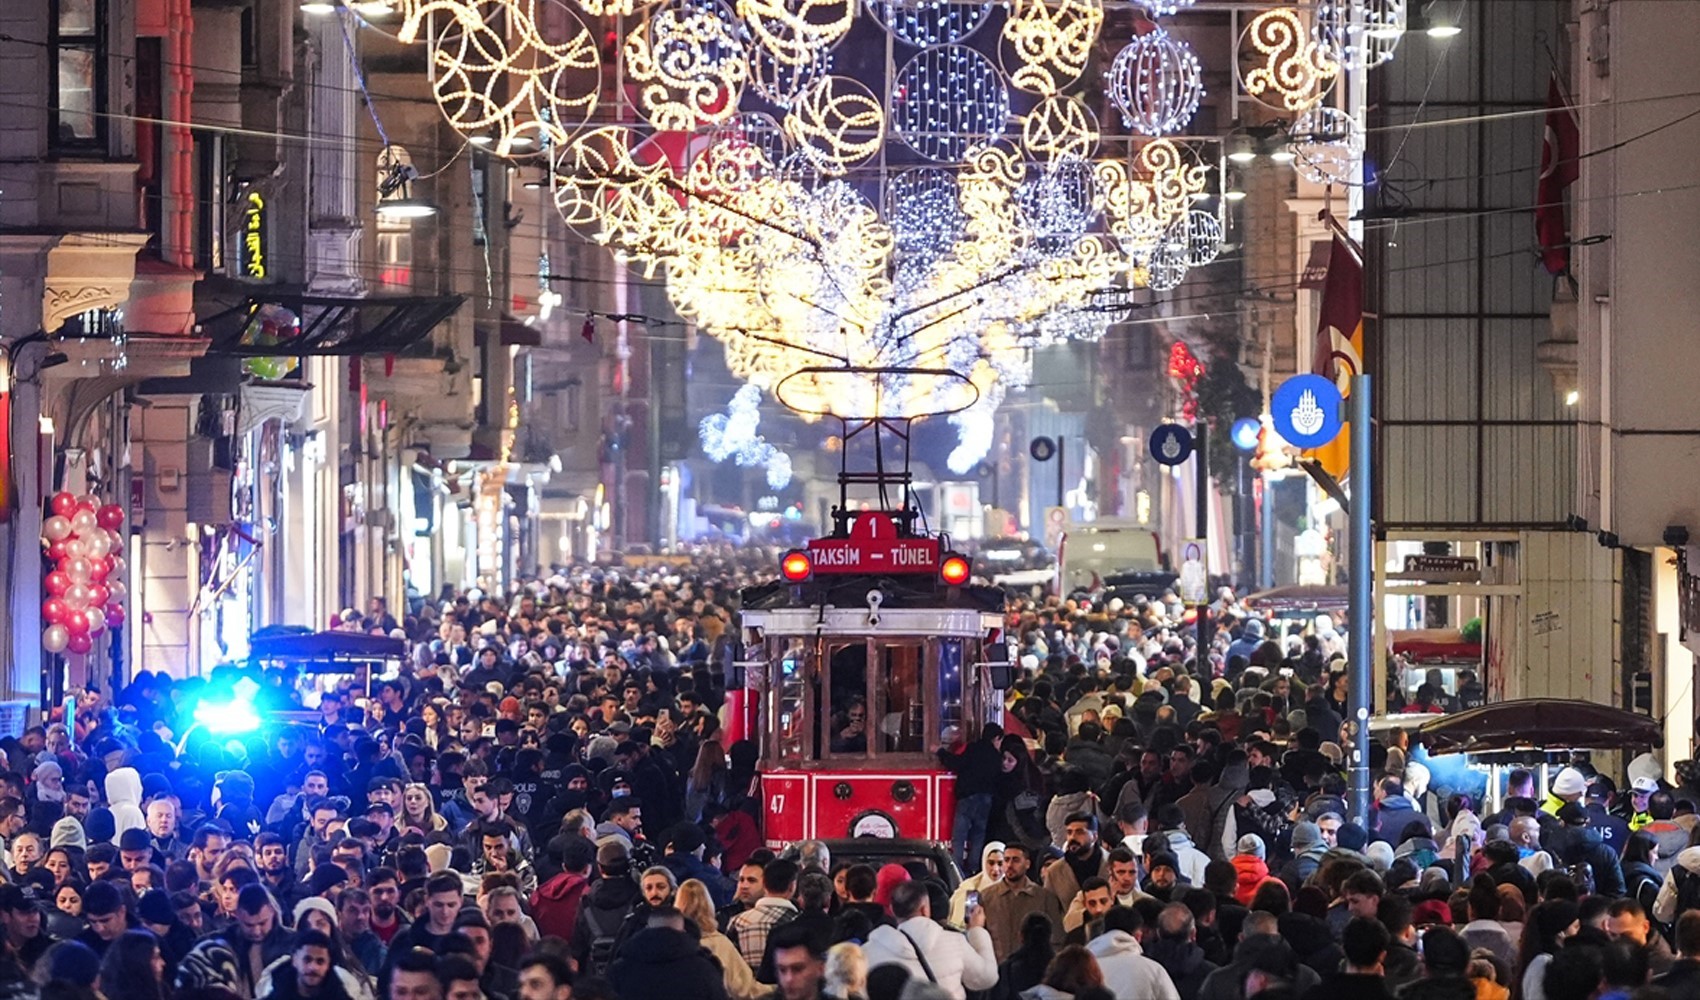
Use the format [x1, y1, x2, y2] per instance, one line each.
[966, 890, 980, 910]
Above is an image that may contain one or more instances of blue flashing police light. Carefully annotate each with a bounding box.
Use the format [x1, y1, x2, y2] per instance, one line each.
[193, 677, 263, 735]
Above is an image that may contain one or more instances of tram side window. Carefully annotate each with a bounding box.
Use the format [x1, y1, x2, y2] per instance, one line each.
[939, 639, 964, 745]
[773, 640, 807, 764]
[827, 643, 869, 757]
[878, 644, 925, 754]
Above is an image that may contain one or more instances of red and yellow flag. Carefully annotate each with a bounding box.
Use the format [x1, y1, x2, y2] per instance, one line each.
[1309, 235, 1363, 480]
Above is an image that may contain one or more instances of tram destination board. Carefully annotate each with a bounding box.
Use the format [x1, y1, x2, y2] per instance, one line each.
[806, 511, 941, 575]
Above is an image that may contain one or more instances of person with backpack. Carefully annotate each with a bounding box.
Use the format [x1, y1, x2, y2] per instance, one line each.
[572, 840, 642, 978]
[1654, 844, 1700, 926]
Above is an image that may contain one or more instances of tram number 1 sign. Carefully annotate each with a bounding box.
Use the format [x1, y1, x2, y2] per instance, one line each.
[807, 511, 941, 575]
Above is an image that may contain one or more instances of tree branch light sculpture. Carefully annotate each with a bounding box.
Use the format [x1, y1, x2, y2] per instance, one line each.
[390, 0, 1404, 472]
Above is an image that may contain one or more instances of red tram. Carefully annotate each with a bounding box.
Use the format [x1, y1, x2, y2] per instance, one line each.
[732, 371, 1010, 848]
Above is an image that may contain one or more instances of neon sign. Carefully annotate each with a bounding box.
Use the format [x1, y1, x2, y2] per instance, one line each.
[242, 192, 266, 279]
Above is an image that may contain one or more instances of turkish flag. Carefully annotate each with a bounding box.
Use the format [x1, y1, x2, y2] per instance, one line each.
[1536, 73, 1580, 275]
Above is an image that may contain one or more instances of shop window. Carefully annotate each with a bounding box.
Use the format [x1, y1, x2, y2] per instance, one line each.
[52, 0, 105, 149]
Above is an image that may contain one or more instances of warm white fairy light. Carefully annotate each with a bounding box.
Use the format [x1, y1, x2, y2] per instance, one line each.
[735, 0, 853, 66]
[1001, 0, 1104, 96]
[1108, 29, 1204, 137]
[782, 75, 885, 175]
[624, 0, 751, 131]
[1238, 7, 1340, 113]
[1021, 95, 1099, 162]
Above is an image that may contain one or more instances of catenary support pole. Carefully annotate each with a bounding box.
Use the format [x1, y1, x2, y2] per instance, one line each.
[1348, 374, 1374, 827]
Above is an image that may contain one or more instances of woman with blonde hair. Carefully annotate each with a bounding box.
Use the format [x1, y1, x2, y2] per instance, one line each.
[824, 942, 867, 1000]
[401, 783, 447, 834]
[678, 878, 762, 1000]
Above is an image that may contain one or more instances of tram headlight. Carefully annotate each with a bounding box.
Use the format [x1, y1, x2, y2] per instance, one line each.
[940, 553, 971, 587]
[780, 549, 813, 583]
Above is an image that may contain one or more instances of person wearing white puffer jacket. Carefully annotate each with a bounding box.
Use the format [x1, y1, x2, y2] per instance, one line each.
[863, 881, 999, 1000]
[1086, 906, 1181, 1000]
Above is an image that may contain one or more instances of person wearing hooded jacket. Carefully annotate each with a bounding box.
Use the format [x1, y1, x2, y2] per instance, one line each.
[103, 768, 145, 845]
[1231, 836, 1271, 904]
[1369, 777, 1422, 847]
[531, 836, 595, 943]
[1653, 845, 1700, 925]
[1086, 905, 1181, 1000]
[1279, 822, 1327, 894]
[573, 842, 644, 977]
[860, 881, 998, 1000]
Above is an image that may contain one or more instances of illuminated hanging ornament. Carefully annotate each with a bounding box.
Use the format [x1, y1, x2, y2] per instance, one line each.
[886, 168, 966, 269]
[1316, 0, 1406, 70]
[624, 0, 751, 131]
[1021, 95, 1099, 161]
[1237, 7, 1341, 112]
[1107, 29, 1204, 137]
[1001, 0, 1104, 97]
[1289, 105, 1362, 185]
[735, 0, 853, 66]
[417, 0, 600, 157]
[1182, 209, 1223, 266]
[748, 40, 832, 108]
[867, 0, 994, 47]
[700, 384, 795, 489]
[892, 45, 1009, 163]
[782, 75, 885, 175]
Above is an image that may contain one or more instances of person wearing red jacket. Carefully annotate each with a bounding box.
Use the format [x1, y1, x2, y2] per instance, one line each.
[530, 837, 595, 944]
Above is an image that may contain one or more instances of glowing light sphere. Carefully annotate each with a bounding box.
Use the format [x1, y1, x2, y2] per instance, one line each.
[867, 0, 994, 47]
[892, 45, 1009, 163]
[1108, 29, 1204, 137]
[1144, 241, 1189, 292]
[1316, 0, 1406, 71]
[1182, 209, 1223, 266]
[783, 75, 885, 175]
[1289, 105, 1363, 185]
[624, 0, 750, 131]
[1237, 7, 1340, 113]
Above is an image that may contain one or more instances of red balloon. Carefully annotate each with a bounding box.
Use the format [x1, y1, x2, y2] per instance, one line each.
[62, 612, 88, 637]
[49, 493, 76, 518]
[41, 598, 67, 624]
[104, 605, 125, 628]
[45, 539, 69, 562]
[86, 583, 110, 608]
[88, 557, 112, 582]
[96, 504, 124, 531]
[44, 572, 70, 597]
[66, 633, 92, 655]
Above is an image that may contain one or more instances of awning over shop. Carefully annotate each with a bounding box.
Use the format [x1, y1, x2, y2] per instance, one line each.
[475, 314, 542, 348]
[200, 292, 465, 357]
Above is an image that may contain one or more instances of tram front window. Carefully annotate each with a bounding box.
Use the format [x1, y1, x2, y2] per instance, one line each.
[826, 643, 869, 756]
[877, 644, 925, 754]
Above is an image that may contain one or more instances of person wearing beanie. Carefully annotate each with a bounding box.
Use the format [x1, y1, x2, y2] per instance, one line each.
[49, 817, 86, 854]
[293, 895, 340, 936]
[134, 887, 195, 967]
[1281, 822, 1328, 893]
[46, 940, 102, 988]
[1335, 822, 1370, 855]
[1233, 835, 1272, 905]
[1544, 768, 1589, 817]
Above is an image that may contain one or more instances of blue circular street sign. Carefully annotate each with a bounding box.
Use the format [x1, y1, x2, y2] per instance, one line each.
[1231, 417, 1261, 451]
[1149, 423, 1195, 466]
[1271, 374, 1344, 448]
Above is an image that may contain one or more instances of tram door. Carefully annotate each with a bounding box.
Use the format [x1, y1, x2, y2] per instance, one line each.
[819, 639, 929, 758]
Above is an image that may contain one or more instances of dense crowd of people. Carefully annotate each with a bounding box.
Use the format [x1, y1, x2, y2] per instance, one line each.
[0, 556, 1693, 1000]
